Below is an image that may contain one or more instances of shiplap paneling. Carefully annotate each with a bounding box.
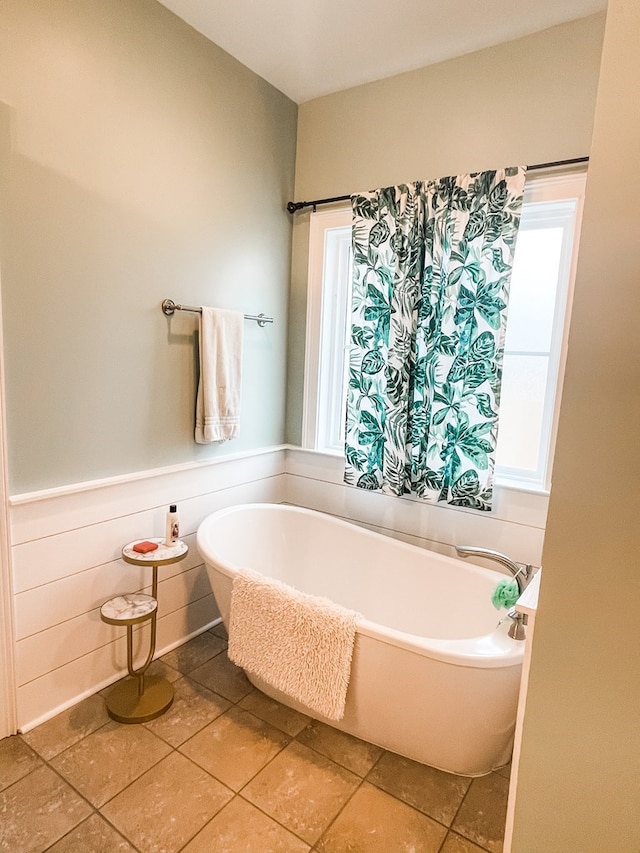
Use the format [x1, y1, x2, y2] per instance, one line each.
[12, 449, 285, 730]
[10, 445, 549, 731]
[17, 595, 219, 730]
[11, 455, 286, 594]
[15, 561, 147, 641]
[283, 449, 547, 566]
[9, 448, 286, 545]
[16, 565, 215, 687]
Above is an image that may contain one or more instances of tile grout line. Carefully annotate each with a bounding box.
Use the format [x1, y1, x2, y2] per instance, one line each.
[445, 772, 500, 853]
[9, 633, 508, 853]
[12, 738, 144, 853]
[163, 640, 366, 850]
[309, 775, 368, 852]
[157, 639, 311, 849]
[11, 641, 303, 850]
[149, 639, 488, 852]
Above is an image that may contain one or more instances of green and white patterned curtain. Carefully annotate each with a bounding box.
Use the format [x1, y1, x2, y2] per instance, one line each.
[344, 167, 526, 511]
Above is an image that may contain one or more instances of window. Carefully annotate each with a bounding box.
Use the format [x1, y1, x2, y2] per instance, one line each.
[303, 172, 585, 492]
[496, 173, 585, 488]
[302, 208, 353, 452]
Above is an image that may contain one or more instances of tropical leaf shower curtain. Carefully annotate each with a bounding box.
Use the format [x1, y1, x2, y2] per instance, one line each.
[344, 167, 526, 511]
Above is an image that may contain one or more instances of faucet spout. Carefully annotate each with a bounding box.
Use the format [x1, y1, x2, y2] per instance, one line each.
[455, 545, 534, 595]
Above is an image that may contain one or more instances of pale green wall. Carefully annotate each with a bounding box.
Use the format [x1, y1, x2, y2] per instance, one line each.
[511, 1, 640, 850]
[0, 0, 297, 494]
[286, 14, 605, 444]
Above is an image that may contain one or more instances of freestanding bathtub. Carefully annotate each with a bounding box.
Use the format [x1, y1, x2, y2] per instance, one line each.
[196, 503, 524, 776]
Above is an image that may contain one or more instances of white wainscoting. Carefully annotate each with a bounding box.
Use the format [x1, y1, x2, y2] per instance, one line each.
[7, 444, 548, 732]
[10, 448, 286, 731]
[283, 448, 548, 566]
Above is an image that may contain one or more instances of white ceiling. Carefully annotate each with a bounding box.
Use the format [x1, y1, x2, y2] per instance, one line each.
[156, 0, 606, 103]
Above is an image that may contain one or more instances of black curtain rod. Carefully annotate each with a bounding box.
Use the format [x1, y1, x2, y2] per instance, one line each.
[286, 156, 589, 213]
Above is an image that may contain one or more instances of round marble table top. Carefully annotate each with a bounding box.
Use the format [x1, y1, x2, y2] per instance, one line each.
[101, 592, 158, 625]
[122, 538, 189, 567]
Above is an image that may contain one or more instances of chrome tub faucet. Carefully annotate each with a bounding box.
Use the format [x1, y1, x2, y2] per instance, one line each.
[455, 546, 539, 641]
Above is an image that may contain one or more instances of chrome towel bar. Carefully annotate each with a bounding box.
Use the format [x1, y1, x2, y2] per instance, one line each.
[161, 299, 273, 327]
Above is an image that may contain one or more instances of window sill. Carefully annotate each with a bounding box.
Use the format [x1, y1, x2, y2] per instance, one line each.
[494, 477, 550, 497]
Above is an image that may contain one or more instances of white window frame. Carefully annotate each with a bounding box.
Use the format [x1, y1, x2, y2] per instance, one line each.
[302, 171, 586, 494]
[496, 172, 586, 491]
[302, 208, 353, 451]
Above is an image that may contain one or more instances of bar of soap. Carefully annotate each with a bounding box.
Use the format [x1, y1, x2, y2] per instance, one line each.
[133, 540, 159, 554]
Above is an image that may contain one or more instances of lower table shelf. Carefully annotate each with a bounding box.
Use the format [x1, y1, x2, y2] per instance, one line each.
[100, 593, 157, 626]
[100, 538, 188, 724]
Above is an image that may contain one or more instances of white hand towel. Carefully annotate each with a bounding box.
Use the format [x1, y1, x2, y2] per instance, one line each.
[195, 307, 243, 443]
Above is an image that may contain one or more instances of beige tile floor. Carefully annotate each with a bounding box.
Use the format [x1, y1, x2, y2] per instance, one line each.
[1, 626, 510, 852]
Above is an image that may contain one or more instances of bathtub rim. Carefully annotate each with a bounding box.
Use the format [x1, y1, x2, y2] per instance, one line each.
[197, 502, 524, 670]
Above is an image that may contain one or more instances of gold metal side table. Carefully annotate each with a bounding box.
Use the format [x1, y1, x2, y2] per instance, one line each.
[100, 538, 188, 724]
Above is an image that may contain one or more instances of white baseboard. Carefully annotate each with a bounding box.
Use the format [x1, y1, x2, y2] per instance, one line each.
[18, 617, 223, 733]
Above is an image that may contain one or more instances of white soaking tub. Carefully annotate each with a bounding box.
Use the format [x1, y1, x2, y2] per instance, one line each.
[196, 502, 523, 776]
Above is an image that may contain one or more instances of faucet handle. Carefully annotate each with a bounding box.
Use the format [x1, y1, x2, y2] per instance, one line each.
[514, 562, 539, 585]
[506, 608, 527, 641]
